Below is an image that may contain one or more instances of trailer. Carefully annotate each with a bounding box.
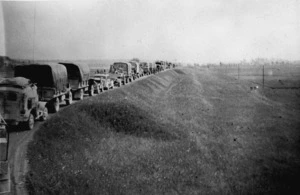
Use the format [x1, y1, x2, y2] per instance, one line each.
[0, 77, 48, 129]
[14, 63, 70, 113]
[0, 115, 10, 194]
[59, 62, 93, 101]
[109, 62, 132, 85]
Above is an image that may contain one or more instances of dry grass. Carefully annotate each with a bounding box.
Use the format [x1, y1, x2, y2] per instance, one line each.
[26, 67, 300, 194]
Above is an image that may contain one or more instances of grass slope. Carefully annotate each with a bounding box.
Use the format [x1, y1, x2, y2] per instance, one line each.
[26, 67, 300, 194]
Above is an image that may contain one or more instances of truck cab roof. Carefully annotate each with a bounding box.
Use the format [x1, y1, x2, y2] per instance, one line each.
[0, 77, 31, 89]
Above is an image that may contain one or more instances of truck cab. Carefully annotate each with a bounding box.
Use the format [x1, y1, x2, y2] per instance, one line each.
[0, 77, 48, 130]
[93, 74, 114, 90]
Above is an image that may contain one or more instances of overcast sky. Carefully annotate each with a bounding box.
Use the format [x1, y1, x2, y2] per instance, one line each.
[1, 0, 300, 63]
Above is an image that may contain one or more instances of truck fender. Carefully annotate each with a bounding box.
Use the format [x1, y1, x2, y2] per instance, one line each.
[36, 102, 46, 113]
[38, 102, 47, 110]
[37, 102, 49, 121]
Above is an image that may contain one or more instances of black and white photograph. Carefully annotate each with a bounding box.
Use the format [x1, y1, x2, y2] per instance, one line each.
[0, 0, 300, 194]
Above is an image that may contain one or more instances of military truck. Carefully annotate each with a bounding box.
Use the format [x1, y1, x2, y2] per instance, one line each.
[129, 61, 142, 79]
[59, 62, 94, 101]
[149, 62, 156, 74]
[14, 63, 70, 113]
[0, 77, 48, 130]
[140, 62, 151, 75]
[155, 61, 166, 72]
[0, 115, 10, 193]
[93, 74, 114, 90]
[109, 62, 132, 85]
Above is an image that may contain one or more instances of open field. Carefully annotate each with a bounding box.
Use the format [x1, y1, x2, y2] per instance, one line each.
[210, 64, 300, 89]
[26, 66, 300, 194]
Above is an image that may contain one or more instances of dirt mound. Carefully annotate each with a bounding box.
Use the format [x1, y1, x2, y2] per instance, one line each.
[78, 101, 180, 141]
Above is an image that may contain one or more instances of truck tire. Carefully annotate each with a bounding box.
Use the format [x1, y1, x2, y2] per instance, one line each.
[40, 107, 48, 121]
[79, 89, 84, 100]
[66, 91, 73, 105]
[54, 98, 60, 113]
[48, 98, 60, 113]
[89, 86, 94, 96]
[96, 86, 101, 94]
[24, 113, 34, 130]
[74, 89, 84, 100]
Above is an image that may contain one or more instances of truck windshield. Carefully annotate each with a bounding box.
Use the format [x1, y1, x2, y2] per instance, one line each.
[113, 63, 127, 69]
[0, 91, 18, 101]
[94, 76, 107, 79]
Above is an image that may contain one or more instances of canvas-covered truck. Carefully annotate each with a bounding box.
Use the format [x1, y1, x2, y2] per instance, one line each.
[59, 62, 94, 101]
[140, 62, 151, 75]
[14, 63, 70, 113]
[0, 77, 48, 130]
[0, 115, 10, 194]
[109, 62, 132, 85]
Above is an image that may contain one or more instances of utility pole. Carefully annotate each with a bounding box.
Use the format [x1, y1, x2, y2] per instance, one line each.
[32, 1, 36, 62]
[262, 65, 265, 88]
[238, 64, 240, 80]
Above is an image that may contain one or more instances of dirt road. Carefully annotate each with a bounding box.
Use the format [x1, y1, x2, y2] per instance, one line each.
[8, 122, 43, 195]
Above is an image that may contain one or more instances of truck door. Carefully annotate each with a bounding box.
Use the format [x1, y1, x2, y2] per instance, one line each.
[0, 91, 21, 121]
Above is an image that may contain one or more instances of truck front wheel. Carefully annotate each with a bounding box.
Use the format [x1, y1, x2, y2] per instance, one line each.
[79, 89, 84, 100]
[96, 85, 101, 94]
[24, 113, 34, 130]
[48, 98, 60, 113]
[66, 91, 73, 105]
[40, 107, 48, 121]
[89, 86, 95, 96]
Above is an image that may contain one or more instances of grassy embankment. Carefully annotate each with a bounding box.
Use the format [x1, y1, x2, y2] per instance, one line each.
[26, 67, 300, 194]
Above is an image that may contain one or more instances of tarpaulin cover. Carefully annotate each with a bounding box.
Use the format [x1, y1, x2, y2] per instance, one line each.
[59, 62, 90, 82]
[110, 62, 132, 74]
[14, 63, 68, 91]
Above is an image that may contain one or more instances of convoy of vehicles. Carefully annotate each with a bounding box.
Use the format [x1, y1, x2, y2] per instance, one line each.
[0, 59, 176, 131]
[0, 59, 176, 193]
